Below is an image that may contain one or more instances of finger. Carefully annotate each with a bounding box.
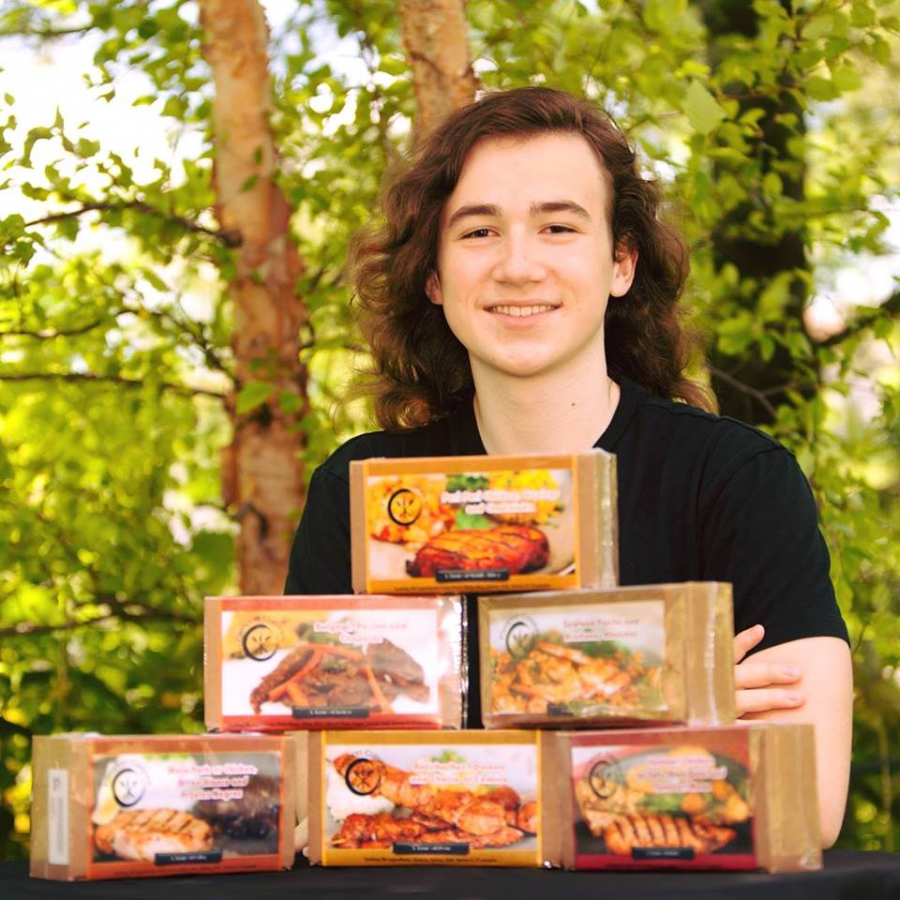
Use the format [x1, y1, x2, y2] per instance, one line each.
[734, 662, 801, 690]
[736, 688, 805, 716]
[733, 624, 765, 664]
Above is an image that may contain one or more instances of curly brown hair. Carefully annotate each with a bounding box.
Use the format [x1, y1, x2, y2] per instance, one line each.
[352, 87, 710, 431]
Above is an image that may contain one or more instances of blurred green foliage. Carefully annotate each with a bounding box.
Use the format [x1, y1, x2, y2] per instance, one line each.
[1, 0, 899, 860]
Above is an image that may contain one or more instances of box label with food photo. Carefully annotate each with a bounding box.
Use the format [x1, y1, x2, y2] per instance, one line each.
[205, 596, 464, 732]
[88, 749, 285, 878]
[30, 734, 294, 881]
[479, 584, 737, 728]
[486, 600, 666, 721]
[565, 731, 755, 870]
[314, 732, 543, 867]
[350, 453, 617, 594]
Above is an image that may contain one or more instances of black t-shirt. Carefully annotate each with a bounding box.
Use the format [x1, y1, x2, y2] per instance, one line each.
[285, 376, 849, 654]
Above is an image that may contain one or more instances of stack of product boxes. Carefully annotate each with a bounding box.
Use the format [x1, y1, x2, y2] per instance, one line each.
[299, 452, 823, 873]
[29, 449, 822, 881]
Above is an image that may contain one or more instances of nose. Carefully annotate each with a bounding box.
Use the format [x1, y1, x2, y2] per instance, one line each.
[492, 231, 547, 284]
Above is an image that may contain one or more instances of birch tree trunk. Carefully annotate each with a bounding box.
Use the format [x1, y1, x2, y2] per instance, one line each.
[399, 0, 479, 144]
[198, 0, 307, 595]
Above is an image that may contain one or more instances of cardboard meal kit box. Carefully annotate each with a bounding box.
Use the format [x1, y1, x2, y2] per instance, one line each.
[350, 451, 617, 595]
[478, 583, 736, 728]
[205, 595, 464, 732]
[30, 733, 295, 881]
[547, 724, 822, 873]
[296, 730, 553, 867]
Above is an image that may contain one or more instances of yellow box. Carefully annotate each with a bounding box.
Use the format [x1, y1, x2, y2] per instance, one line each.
[350, 451, 617, 594]
[300, 730, 554, 867]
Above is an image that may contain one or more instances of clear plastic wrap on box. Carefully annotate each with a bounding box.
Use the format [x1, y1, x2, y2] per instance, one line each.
[205, 595, 465, 732]
[297, 730, 554, 867]
[350, 451, 617, 595]
[479, 583, 736, 728]
[546, 724, 821, 873]
[30, 733, 295, 881]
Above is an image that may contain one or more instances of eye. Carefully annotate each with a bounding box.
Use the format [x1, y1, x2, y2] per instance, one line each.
[461, 227, 494, 239]
[544, 224, 577, 235]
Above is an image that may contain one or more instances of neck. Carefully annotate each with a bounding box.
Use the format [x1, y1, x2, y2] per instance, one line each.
[471, 357, 619, 455]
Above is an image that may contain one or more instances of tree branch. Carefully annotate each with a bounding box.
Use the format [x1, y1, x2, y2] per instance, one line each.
[818, 290, 900, 349]
[0, 372, 225, 399]
[708, 365, 778, 419]
[21, 200, 242, 248]
[0, 24, 93, 39]
[0, 318, 107, 339]
[0, 608, 198, 639]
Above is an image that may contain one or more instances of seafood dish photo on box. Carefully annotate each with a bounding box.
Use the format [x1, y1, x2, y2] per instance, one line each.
[29, 733, 295, 881]
[349, 451, 617, 595]
[547, 724, 821, 873]
[205, 595, 464, 732]
[299, 730, 552, 867]
[478, 583, 737, 728]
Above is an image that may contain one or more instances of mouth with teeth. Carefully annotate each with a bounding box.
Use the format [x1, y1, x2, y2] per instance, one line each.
[487, 304, 559, 317]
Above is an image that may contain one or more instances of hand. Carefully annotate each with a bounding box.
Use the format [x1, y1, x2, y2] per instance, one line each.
[734, 624, 805, 717]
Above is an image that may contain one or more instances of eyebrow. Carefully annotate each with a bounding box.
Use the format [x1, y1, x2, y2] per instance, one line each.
[445, 199, 593, 230]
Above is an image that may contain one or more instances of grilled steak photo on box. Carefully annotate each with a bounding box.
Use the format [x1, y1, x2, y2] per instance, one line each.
[249, 640, 429, 715]
[406, 525, 549, 577]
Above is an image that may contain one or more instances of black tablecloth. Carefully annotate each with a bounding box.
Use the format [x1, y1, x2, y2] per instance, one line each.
[5, 853, 900, 900]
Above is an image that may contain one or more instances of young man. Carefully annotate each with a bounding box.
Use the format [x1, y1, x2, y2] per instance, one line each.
[285, 88, 852, 845]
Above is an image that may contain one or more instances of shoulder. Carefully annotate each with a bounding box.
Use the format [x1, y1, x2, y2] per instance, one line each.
[636, 391, 780, 455]
[625, 382, 794, 489]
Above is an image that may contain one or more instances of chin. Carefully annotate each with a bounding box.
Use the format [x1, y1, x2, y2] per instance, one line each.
[487, 359, 555, 379]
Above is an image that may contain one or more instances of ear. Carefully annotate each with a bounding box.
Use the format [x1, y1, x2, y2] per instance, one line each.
[425, 271, 443, 305]
[610, 244, 638, 298]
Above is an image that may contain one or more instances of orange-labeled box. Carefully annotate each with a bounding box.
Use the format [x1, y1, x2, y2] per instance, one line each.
[350, 451, 617, 595]
[549, 724, 821, 873]
[479, 583, 736, 729]
[30, 733, 295, 881]
[205, 595, 464, 732]
[298, 730, 554, 867]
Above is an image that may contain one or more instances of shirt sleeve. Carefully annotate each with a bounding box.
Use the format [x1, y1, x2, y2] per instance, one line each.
[283, 466, 354, 595]
[699, 446, 849, 654]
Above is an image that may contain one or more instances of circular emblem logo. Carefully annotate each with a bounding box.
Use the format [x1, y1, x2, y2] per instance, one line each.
[242, 622, 278, 662]
[588, 755, 621, 800]
[344, 758, 382, 797]
[111, 767, 146, 808]
[387, 488, 423, 526]
[502, 616, 538, 659]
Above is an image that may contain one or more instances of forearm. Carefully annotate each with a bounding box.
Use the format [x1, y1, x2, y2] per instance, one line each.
[741, 637, 853, 847]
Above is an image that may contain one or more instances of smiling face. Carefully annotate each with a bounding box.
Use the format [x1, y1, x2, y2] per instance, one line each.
[427, 132, 637, 384]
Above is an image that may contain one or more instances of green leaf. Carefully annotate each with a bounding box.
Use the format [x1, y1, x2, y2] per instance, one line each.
[806, 77, 838, 101]
[832, 63, 862, 93]
[236, 381, 274, 414]
[803, 13, 835, 41]
[278, 390, 305, 415]
[683, 81, 726, 135]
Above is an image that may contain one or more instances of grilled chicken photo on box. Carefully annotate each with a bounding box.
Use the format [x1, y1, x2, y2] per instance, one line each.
[249, 640, 429, 714]
[329, 754, 537, 850]
[601, 813, 737, 855]
[331, 812, 526, 850]
[93, 809, 214, 862]
[492, 641, 657, 715]
[574, 767, 747, 856]
[406, 525, 549, 577]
